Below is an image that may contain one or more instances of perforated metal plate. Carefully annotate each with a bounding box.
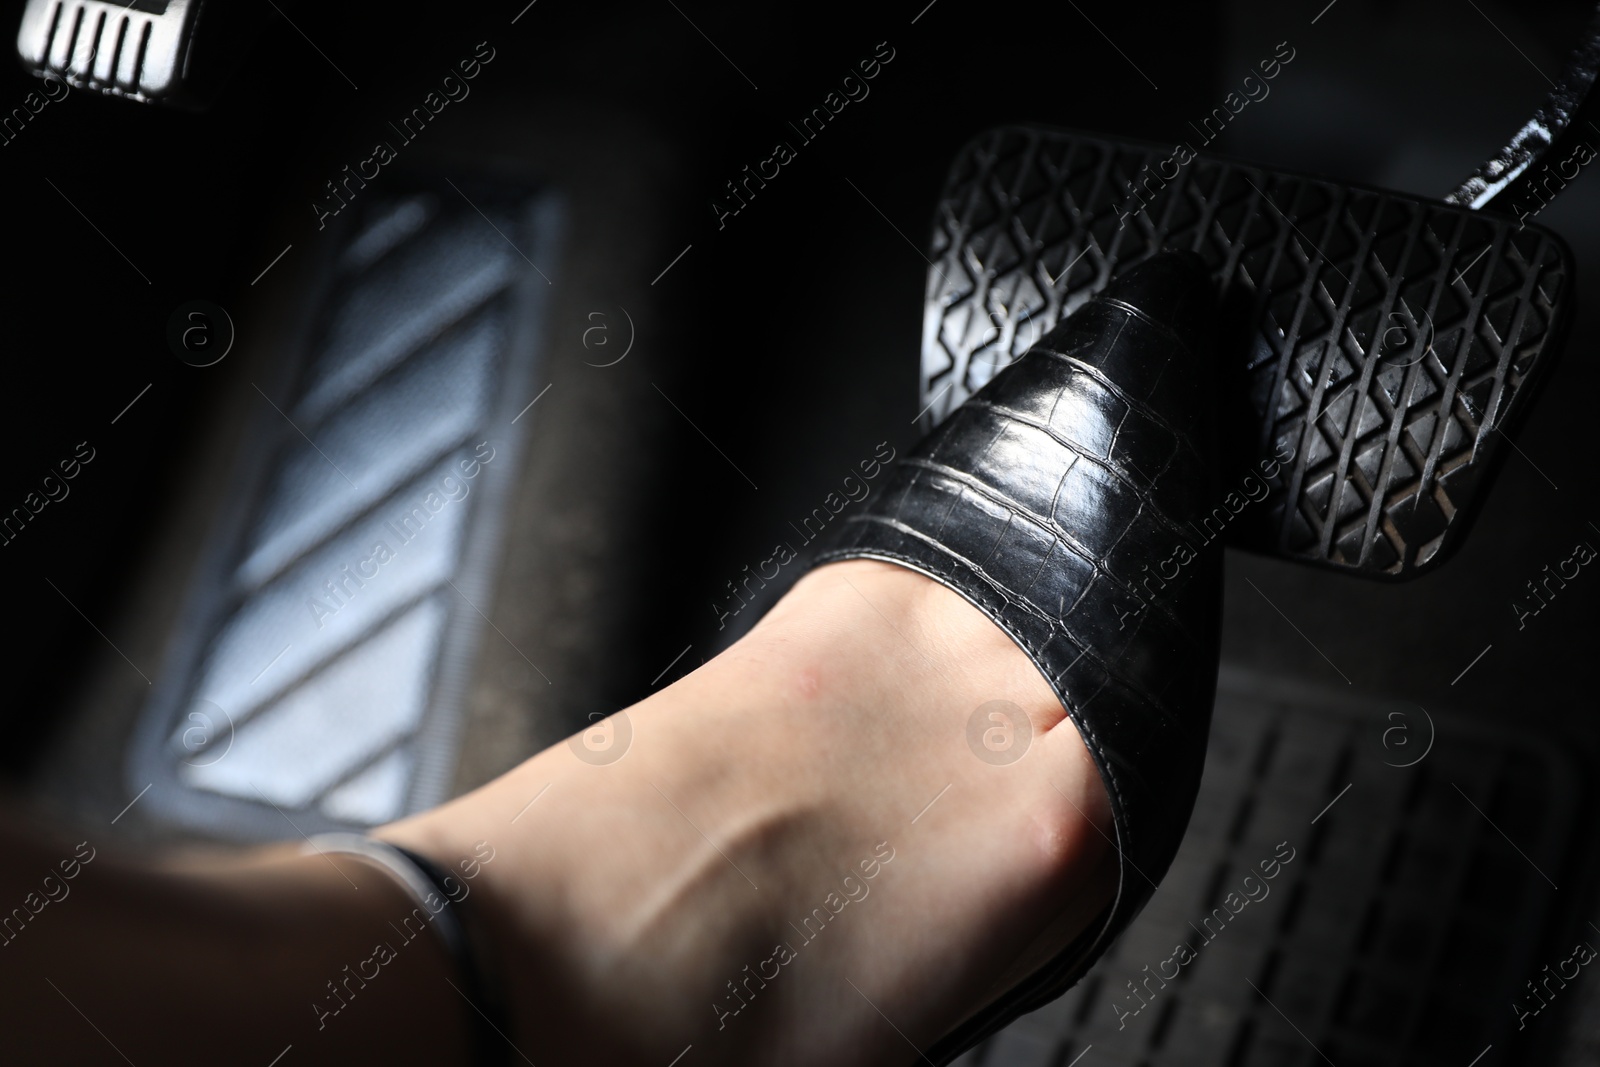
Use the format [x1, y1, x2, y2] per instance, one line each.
[922, 126, 1574, 578]
[127, 179, 557, 837]
[952, 668, 1580, 1067]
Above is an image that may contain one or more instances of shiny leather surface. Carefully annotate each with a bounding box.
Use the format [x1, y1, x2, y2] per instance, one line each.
[815, 251, 1223, 1062]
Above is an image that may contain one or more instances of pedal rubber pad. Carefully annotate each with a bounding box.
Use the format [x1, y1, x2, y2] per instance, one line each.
[922, 126, 1574, 578]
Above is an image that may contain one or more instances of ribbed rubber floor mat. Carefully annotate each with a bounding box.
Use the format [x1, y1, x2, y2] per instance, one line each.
[955, 667, 1579, 1067]
[127, 179, 557, 838]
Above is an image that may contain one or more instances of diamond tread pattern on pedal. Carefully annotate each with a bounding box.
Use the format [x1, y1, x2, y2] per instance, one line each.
[922, 126, 1571, 578]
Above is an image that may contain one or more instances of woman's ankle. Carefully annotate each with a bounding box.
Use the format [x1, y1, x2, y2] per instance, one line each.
[379, 557, 1120, 1066]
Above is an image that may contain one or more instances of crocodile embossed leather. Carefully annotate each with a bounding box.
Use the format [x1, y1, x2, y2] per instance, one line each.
[817, 251, 1223, 1063]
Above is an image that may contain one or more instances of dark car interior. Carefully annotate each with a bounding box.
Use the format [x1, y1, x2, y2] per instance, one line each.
[3, 1, 1599, 1063]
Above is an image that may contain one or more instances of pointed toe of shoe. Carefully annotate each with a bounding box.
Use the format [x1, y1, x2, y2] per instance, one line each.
[814, 249, 1226, 1061]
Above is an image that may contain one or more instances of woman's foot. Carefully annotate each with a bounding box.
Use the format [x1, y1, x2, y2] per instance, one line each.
[379, 557, 1118, 1066]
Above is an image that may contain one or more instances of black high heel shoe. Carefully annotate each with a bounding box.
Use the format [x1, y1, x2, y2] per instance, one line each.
[814, 250, 1223, 1064]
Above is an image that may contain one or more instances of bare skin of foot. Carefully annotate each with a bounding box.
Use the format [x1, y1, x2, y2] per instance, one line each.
[0, 559, 1115, 1067]
[381, 558, 1118, 1066]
